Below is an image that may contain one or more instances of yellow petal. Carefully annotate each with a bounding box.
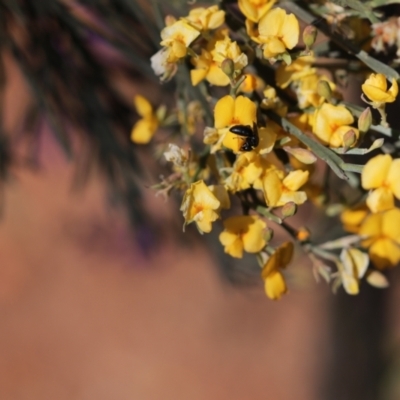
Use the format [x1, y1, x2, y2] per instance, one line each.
[192, 180, 221, 210]
[361, 154, 392, 189]
[214, 95, 235, 129]
[134, 95, 153, 117]
[369, 238, 400, 269]
[257, 127, 277, 154]
[382, 208, 400, 242]
[341, 248, 369, 279]
[131, 118, 158, 144]
[283, 170, 309, 191]
[161, 20, 200, 46]
[264, 271, 287, 300]
[388, 78, 399, 101]
[242, 218, 267, 253]
[190, 68, 208, 86]
[209, 184, 231, 209]
[386, 158, 400, 199]
[219, 232, 244, 258]
[263, 38, 286, 58]
[262, 171, 282, 207]
[195, 209, 218, 233]
[362, 85, 396, 103]
[341, 272, 359, 295]
[207, 10, 225, 30]
[239, 0, 276, 23]
[366, 187, 394, 213]
[206, 65, 230, 86]
[340, 205, 369, 233]
[280, 13, 299, 49]
[233, 96, 257, 126]
[278, 190, 307, 206]
[359, 213, 382, 239]
[364, 73, 387, 91]
[258, 8, 285, 37]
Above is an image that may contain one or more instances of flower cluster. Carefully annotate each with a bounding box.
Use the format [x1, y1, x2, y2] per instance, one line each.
[132, 0, 400, 299]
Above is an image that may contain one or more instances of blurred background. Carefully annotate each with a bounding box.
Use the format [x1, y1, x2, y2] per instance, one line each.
[1, 1, 400, 399]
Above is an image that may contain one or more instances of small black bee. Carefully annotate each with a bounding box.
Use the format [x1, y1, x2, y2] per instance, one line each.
[229, 122, 259, 152]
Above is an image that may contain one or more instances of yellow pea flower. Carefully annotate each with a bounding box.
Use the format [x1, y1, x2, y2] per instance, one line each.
[261, 241, 294, 300]
[275, 56, 316, 89]
[211, 36, 248, 73]
[260, 169, 309, 208]
[294, 74, 337, 109]
[185, 5, 225, 31]
[339, 248, 369, 295]
[359, 208, 400, 269]
[362, 73, 398, 105]
[180, 180, 221, 233]
[190, 49, 230, 86]
[255, 8, 300, 59]
[313, 103, 359, 148]
[238, 0, 275, 22]
[190, 36, 247, 87]
[131, 95, 159, 144]
[206, 95, 257, 153]
[219, 215, 267, 258]
[361, 154, 400, 213]
[160, 20, 200, 63]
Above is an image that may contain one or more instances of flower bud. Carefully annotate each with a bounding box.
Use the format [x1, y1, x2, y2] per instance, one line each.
[296, 227, 310, 242]
[282, 202, 297, 218]
[221, 58, 235, 78]
[343, 129, 357, 148]
[303, 25, 318, 49]
[283, 147, 317, 164]
[357, 107, 372, 134]
[317, 80, 332, 101]
[264, 227, 274, 243]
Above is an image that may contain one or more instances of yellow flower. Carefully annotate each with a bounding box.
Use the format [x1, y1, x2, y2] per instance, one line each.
[261, 241, 293, 300]
[362, 73, 398, 105]
[294, 75, 337, 109]
[361, 154, 400, 213]
[211, 36, 248, 73]
[260, 169, 309, 208]
[207, 95, 257, 153]
[313, 103, 359, 148]
[131, 95, 159, 144]
[275, 56, 316, 89]
[238, 0, 275, 22]
[180, 180, 221, 233]
[339, 248, 369, 295]
[219, 215, 267, 258]
[160, 20, 200, 63]
[255, 8, 300, 59]
[190, 49, 230, 86]
[185, 5, 225, 31]
[224, 152, 264, 192]
[359, 208, 400, 269]
[190, 36, 247, 87]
